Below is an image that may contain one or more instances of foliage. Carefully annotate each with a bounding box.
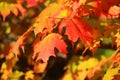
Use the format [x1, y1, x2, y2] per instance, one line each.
[103, 68, 120, 80]
[0, 0, 120, 80]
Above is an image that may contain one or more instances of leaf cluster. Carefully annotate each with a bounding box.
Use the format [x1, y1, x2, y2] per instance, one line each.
[0, 0, 120, 80]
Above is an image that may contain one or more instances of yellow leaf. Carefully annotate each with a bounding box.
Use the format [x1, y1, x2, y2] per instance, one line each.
[34, 62, 47, 73]
[78, 70, 88, 80]
[1, 62, 12, 80]
[87, 1, 97, 7]
[1, 70, 10, 80]
[25, 70, 34, 80]
[1, 62, 7, 72]
[115, 29, 120, 48]
[78, 58, 98, 70]
[61, 71, 73, 80]
[58, 9, 68, 18]
[103, 68, 120, 80]
[0, 2, 11, 20]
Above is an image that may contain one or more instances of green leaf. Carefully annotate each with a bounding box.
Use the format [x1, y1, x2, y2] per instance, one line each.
[78, 57, 99, 70]
[102, 38, 112, 44]
[66, 56, 99, 80]
[94, 48, 115, 59]
[67, 56, 99, 72]
[8, 70, 24, 80]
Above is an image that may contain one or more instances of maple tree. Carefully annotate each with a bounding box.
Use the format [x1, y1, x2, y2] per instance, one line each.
[0, 0, 120, 80]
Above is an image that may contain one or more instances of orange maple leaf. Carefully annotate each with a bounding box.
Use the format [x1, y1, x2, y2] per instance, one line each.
[0, 2, 26, 20]
[33, 33, 67, 62]
[33, 3, 60, 35]
[33, 1, 68, 35]
[9, 27, 33, 56]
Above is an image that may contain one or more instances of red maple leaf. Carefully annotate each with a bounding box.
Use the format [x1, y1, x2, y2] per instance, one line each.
[26, 0, 38, 7]
[59, 19, 81, 42]
[92, 0, 120, 18]
[33, 33, 67, 62]
[100, 0, 120, 12]
[26, 0, 44, 7]
[40, 0, 44, 3]
[59, 17, 95, 47]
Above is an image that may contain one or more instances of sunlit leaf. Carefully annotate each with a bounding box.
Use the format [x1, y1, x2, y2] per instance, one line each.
[61, 71, 73, 80]
[10, 4, 18, 16]
[40, 0, 44, 3]
[108, 5, 120, 18]
[115, 29, 120, 48]
[16, 3, 26, 16]
[25, 70, 34, 80]
[0, 2, 11, 20]
[0, 1, 26, 20]
[33, 3, 60, 35]
[103, 68, 120, 80]
[65, 56, 99, 80]
[33, 33, 67, 62]
[1, 70, 10, 80]
[59, 17, 97, 47]
[1, 62, 7, 73]
[33, 1, 68, 35]
[27, 0, 38, 7]
[78, 58, 99, 70]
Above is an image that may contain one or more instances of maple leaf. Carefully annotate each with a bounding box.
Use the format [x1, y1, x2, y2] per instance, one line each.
[64, 0, 94, 18]
[73, 17, 94, 45]
[16, 3, 26, 16]
[59, 17, 95, 47]
[59, 19, 81, 42]
[0, 2, 11, 20]
[26, 0, 38, 7]
[25, 70, 34, 80]
[26, 0, 45, 7]
[100, 0, 120, 12]
[10, 4, 18, 16]
[0, 1, 26, 20]
[9, 27, 33, 56]
[103, 68, 120, 80]
[33, 3, 60, 35]
[16, 0, 24, 3]
[39, 0, 44, 3]
[89, 0, 120, 18]
[33, 33, 67, 62]
[33, 1, 68, 36]
[108, 5, 120, 18]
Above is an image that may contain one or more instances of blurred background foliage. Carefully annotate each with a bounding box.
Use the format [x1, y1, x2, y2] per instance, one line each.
[0, 0, 120, 80]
